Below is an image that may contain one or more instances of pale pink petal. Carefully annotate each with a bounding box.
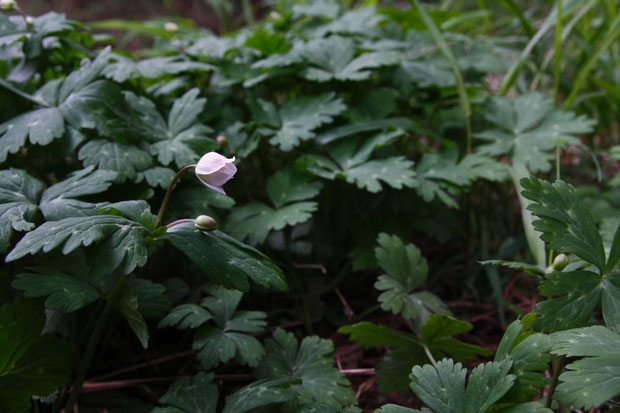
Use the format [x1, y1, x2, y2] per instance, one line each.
[195, 152, 227, 174]
[198, 180, 226, 194]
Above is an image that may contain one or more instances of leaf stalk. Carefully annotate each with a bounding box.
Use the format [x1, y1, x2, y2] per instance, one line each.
[64, 274, 129, 411]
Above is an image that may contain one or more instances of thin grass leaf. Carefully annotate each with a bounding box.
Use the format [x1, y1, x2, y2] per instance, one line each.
[408, 0, 472, 153]
[563, 13, 620, 109]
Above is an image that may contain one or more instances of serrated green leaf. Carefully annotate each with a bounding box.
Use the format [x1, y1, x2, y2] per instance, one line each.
[410, 358, 466, 413]
[104, 55, 214, 83]
[5, 211, 151, 277]
[301, 36, 401, 82]
[158, 304, 212, 330]
[266, 169, 323, 209]
[410, 358, 516, 413]
[0, 108, 64, 162]
[79, 140, 152, 181]
[117, 282, 150, 348]
[376, 233, 428, 291]
[255, 93, 345, 151]
[293, 0, 340, 19]
[223, 377, 299, 413]
[138, 166, 176, 189]
[475, 93, 595, 172]
[0, 168, 44, 252]
[129, 278, 171, 320]
[464, 360, 515, 413]
[11, 252, 112, 313]
[493, 316, 551, 403]
[344, 157, 417, 193]
[521, 177, 606, 272]
[143, 88, 216, 169]
[410, 152, 508, 208]
[421, 314, 491, 361]
[244, 28, 291, 56]
[312, 7, 385, 37]
[550, 326, 620, 409]
[374, 233, 449, 323]
[192, 286, 266, 369]
[0, 299, 70, 412]
[339, 317, 488, 393]
[493, 402, 551, 413]
[226, 201, 318, 245]
[308, 131, 418, 193]
[163, 223, 287, 292]
[40, 166, 117, 220]
[479, 260, 546, 276]
[152, 372, 218, 413]
[535, 270, 601, 331]
[374, 405, 426, 413]
[338, 322, 420, 348]
[256, 328, 356, 409]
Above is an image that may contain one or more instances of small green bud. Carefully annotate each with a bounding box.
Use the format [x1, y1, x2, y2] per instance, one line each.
[0, 0, 16, 12]
[194, 215, 217, 231]
[552, 253, 569, 271]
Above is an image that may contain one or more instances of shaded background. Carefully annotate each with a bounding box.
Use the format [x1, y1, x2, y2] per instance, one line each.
[15, 0, 270, 33]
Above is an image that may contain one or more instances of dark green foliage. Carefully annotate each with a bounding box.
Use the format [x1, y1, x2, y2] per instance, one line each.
[1, 0, 618, 411]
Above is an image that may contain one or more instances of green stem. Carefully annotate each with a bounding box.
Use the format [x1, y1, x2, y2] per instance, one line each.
[553, 0, 563, 102]
[64, 275, 129, 412]
[153, 164, 196, 229]
[423, 344, 439, 370]
[546, 354, 566, 409]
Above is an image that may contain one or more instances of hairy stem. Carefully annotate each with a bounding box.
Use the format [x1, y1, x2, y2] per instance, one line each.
[64, 274, 129, 411]
[153, 164, 196, 229]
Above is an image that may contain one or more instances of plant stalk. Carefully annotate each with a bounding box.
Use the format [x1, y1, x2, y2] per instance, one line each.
[546, 354, 566, 409]
[64, 274, 129, 412]
[153, 164, 196, 229]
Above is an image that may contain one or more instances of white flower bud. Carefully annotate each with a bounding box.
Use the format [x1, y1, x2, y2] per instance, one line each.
[0, 0, 15, 12]
[552, 253, 569, 271]
[195, 152, 237, 195]
[269, 11, 282, 20]
[25, 15, 34, 28]
[194, 215, 217, 231]
[164, 22, 179, 33]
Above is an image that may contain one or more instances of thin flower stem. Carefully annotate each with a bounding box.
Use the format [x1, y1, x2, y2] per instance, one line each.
[154, 165, 196, 229]
[166, 219, 195, 228]
[64, 274, 129, 411]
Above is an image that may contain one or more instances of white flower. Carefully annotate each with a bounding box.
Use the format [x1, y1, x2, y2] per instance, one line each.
[0, 0, 15, 13]
[164, 22, 179, 33]
[195, 152, 237, 195]
[0, 0, 16, 12]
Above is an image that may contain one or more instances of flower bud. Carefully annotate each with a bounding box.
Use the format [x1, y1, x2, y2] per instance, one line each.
[216, 134, 228, 146]
[195, 152, 237, 195]
[0, 0, 15, 12]
[25, 15, 34, 29]
[195, 215, 217, 231]
[164, 22, 179, 33]
[552, 253, 569, 271]
[269, 11, 282, 20]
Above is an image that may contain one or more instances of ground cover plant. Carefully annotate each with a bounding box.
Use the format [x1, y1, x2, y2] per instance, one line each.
[1, 0, 620, 411]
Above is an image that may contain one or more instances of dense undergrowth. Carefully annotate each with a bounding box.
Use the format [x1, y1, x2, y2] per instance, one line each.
[1, 0, 620, 411]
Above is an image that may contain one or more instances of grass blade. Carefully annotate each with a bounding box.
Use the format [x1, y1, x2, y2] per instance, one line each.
[409, 0, 472, 154]
[563, 13, 620, 109]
